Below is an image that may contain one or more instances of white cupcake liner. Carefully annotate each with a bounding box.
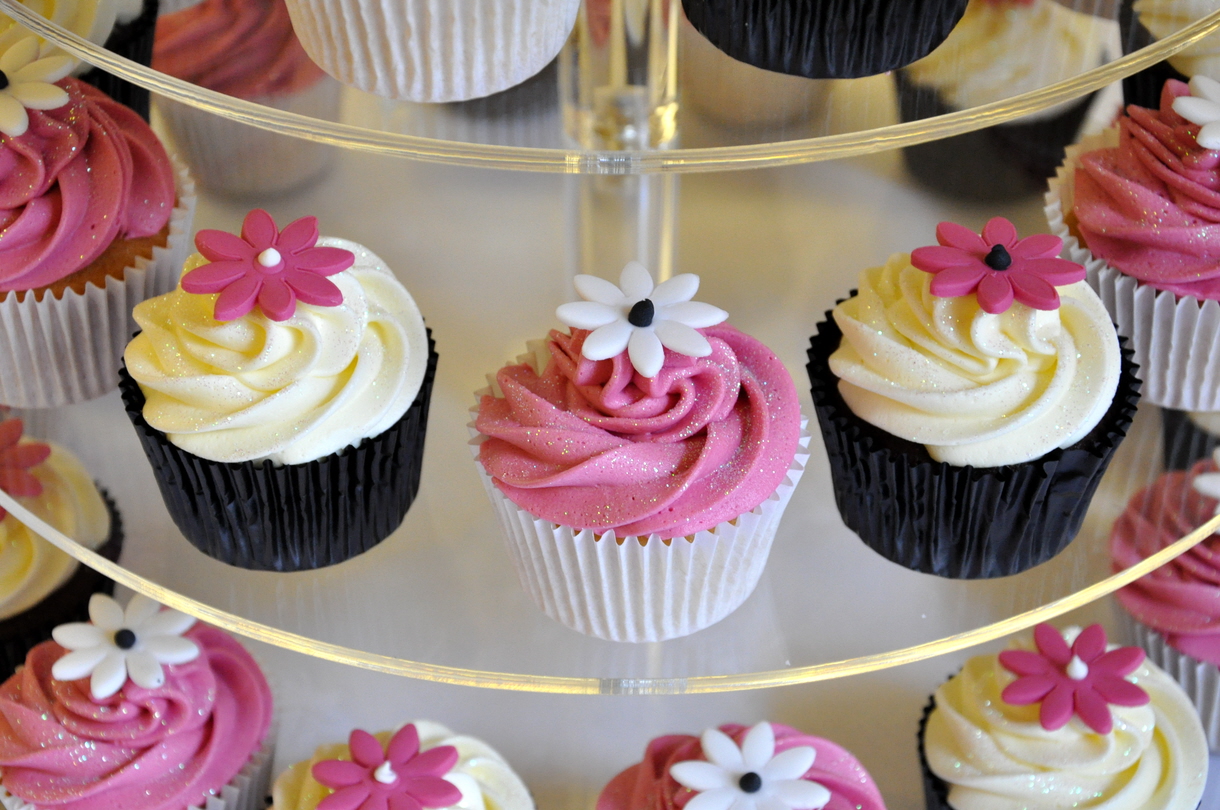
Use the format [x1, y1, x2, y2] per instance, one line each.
[0, 158, 196, 409]
[1116, 607, 1220, 752]
[469, 389, 811, 643]
[283, 0, 581, 103]
[154, 77, 341, 197]
[1047, 127, 1220, 410]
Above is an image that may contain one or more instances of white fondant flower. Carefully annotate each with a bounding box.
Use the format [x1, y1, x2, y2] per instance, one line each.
[51, 593, 199, 699]
[1192, 447, 1220, 533]
[669, 723, 831, 810]
[555, 261, 728, 378]
[1173, 76, 1220, 150]
[0, 36, 73, 138]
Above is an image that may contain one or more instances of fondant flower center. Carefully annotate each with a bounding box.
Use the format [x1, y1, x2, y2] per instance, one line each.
[738, 772, 762, 793]
[1066, 655, 1088, 681]
[984, 244, 1011, 271]
[257, 247, 283, 272]
[113, 628, 136, 650]
[628, 298, 654, 327]
[373, 761, 397, 785]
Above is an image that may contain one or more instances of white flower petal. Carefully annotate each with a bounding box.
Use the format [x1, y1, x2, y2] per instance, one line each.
[619, 261, 654, 300]
[686, 789, 738, 810]
[1193, 473, 1220, 500]
[574, 274, 627, 306]
[756, 797, 791, 810]
[1191, 75, 1220, 105]
[88, 593, 124, 632]
[762, 748, 816, 782]
[12, 54, 74, 84]
[51, 646, 108, 682]
[650, 273, 699, 306]
[741, 723, 776, 771]
[701, 728, 745, 772]
[771, 779, 831, 810]
[0, 38, 37, 75]
[556, 301, 620, 331]
[124, 593, 163, 627]
[628, 328, 665, 378]
[1199, 121, 1220, 150]
[660, 301, 729, 329]
[655, 320, 713, 358]
[0, 94, 28, 137]
[137, 608, 196, 638]
[1173, 94, 1220, 126]
[142, 634, 199, 664]
[51, 622, 104, 650]
[90, 650, 128, 699]
[728, 796, 758, 810]
[671, 761, 732, 792]
[582, 320, 633, 361]
[126, 650, 165, 689]
[9, 81, 67, 111]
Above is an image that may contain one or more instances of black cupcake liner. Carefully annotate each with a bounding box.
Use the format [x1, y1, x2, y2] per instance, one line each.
[1118, 0, 1189, 111]
[1161, 408, 1220, 471]
[681, 0, 969, 79]
[894, 69, 1097, 201]
[0, 490, 123, 679]
[118, 332, 437, 572]
[806, 310, 1141, 579]
[79, 0, 158, 120]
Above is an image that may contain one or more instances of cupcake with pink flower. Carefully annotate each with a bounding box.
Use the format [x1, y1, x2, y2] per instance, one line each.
[807, 217, 1139, 578]
[119, 208, 436, 571]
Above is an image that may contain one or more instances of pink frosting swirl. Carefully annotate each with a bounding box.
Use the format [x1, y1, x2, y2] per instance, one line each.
[0, 78, 175, 293]
[1074, 80, 1220, 300]
[475, 325, 801, 539]
[1111, 460, 1220, 666]
[596, 723, 886, 810]
[153, 0, 324, 98]
[0, 625, 273, 810]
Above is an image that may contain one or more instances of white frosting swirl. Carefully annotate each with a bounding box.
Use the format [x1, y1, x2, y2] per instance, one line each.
[0, 0, 144, 76]
[828, 254, 1121, 468]
[272, 721, 534, 810]
[924, 633, 1208, 810]
[125, 238, 428, 466]
[1137, 0, 1220, 79]
[0, 441, 111, 621]
[904, 0, 1109, 122]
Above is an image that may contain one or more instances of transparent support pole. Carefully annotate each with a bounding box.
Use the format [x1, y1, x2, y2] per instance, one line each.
[560, 0, 679, 281]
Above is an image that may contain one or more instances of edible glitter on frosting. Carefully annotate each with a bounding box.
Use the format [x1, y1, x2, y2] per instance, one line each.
[1172, 75, 1220, 149]
[310, 725, 462, 810]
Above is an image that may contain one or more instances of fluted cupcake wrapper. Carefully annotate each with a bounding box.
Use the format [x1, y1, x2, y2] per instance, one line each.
[155, 77, 341, 198]
[79, 0, 159, 121]
[1160, 409, 1220, 471]
[1048, 128, 1220, 411]
[469, 395, 811, 643]
[0, 491, 123, 681]
[807, 312, 1140, 580]
[283, 0, 580, 103]
[118, 334, 437, 572]
[0, 158, 196, 409]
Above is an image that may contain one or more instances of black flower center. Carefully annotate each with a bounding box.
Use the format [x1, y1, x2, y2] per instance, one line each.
[984, 244, 1012, 271]
[114, 628, 137, 650]
[738, 773, 762, 794]
[628, 299, 655, 328]
[0, 71, 10, 92]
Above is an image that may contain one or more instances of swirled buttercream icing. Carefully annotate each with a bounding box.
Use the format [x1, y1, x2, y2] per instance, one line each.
[1073, 79, 1220, 299]
[924, 628, 1208, 810]
[475, 323, 802, 539]
[125, 237, 429, 465]
[0, 623, 272, 810]
[273, 721, 533, 810]
[596, 723, 885, 810]
[0, 77, 175, 293]
[153, 0, 324, 99]
[1136, 0, 1220, 79]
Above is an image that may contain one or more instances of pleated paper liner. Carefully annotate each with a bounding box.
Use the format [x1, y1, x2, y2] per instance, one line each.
[681, 0, 968, 79]
[1161, 408, 1220, 471]
[0, 491, 122, 680]
[806, 312, 1140, 580]
[117, 332, 437, 572]
[0, 158, 196, 409]
[894, 69, 1095, 202]
[79, 0, 159, 121]
[1117, 0, 1190, 111]
[1048, 128, 1220, 411]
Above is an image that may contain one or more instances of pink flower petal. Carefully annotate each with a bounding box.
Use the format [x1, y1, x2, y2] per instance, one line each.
[1008, 271, 1060, 311]
[399, 745, 457, 778]
[999, 649, 1055, 676]
[195, 229, 255, 262]
[0, 420, 22, 451]
[350, 729, 386, 769]
[0, 469, 43, 497]
[911, 245, 978, 272]
[1021, 257, 1087, 287]
[1092, 675, 1150, 707]
[386, 724, 420, 766]
[928, 265, 987, 298]
[1001, 675, 1057, 705]
[285, 269, 344, 307]
[975, 273, 1014, 314]
[213, 275, 262, 322]
[936, 221, 988, 252]
[403, 776, 463, 807]
[1072, 624, 1108, 663]
[981, 217, 1018, 247]
[1039, 682, 1075, 731]
[1075, 687, 1114, 735]
[388, 795, 423, 810]
[313, 760, 368, 788]
[1035, 624, 1073, 666]
[361, 794, 389, 810]
[1011, 233, 1063, 260]
[318, 785, 373, 810]
[258, 277, 297, 321]
[278, 216, 320, 253]
[1094, 647, 1146, 677]
[181, 260, 251, 294]
[293, 246, 356, 275]
[241, 209, 279, 251]
[2, 441, 49, 470]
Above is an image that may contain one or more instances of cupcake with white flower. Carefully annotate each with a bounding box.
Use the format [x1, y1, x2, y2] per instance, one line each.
[472, 261, 809, 642]
[597, 721, 886, 810]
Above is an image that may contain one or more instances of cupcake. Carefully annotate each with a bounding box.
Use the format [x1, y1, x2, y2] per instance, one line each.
[1048, 76, 1220, 410]
[896, 0, 1109, 201]
[0, 591, 274, 810]
[283, 0, 581, 102]
[0, 418, 122, 678]
[272, 721, 533, 810]
[919, 623, 1209, 810]
[472, 261, 810, 642]
[1111, 450, 1220, 748]
[1162, 408, 1220, 469]
[598, 721, 886, 810]
[680, 0, 968, 79]
[152, 0, 340, 197]
[1119, 0, 1216, 110]
[807, 217, 1139, 579]
[120, 208, 437, 571]
[0, 39, 194, 409]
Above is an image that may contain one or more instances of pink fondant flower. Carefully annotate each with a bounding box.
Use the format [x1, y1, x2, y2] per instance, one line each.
[312, 725, 463, 810]
[909, 217, 1084, 314]
[0, 419, 49, 521]
[999, 624, 1149, 735]
[182, 209, 354, 322]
